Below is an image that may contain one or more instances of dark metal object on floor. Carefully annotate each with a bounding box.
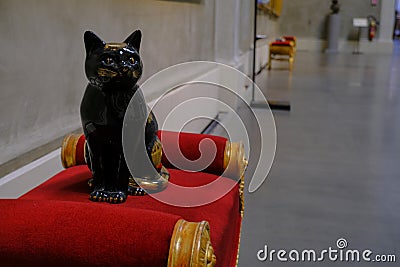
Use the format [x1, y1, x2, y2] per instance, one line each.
[251, 100, 291, 111]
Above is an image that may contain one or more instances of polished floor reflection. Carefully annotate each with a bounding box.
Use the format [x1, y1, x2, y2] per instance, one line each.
[237, 47, 400, 266]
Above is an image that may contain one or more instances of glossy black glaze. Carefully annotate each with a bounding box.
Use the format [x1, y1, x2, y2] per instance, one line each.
[80, 30, 161, 203]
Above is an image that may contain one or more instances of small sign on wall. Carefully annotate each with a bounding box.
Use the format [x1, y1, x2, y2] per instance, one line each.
[353, 18, 368, 27]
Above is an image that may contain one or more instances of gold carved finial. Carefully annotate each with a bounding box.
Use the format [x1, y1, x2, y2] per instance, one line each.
[61, 134, 82, 168]
[223, 141, 246, 179]
[223, 141, 247, 217]
[168, 219, 216, 267]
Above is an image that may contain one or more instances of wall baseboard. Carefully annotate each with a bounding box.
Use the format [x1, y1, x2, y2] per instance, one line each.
[0, 149, 62, 198]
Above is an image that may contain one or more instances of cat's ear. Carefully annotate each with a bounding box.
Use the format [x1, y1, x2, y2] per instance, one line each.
[124, 30, 142, 52]
[84, 31, 105, 54]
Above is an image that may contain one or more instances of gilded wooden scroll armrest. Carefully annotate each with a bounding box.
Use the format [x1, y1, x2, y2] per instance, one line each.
[168, 219, 216, 267]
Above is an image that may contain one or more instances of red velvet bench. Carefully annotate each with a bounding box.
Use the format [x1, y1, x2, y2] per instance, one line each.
[268, 36, 297, 71]
[282, 36, 297, 48]
[0, 131, 246, 267]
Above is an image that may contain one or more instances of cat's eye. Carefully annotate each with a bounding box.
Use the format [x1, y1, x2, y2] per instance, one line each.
[103, 57, 114, 65]
[130, 57, 136, 64]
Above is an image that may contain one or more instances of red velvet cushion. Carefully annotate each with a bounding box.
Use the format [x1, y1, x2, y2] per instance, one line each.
[71, 131, 228, 176]
[157, 131, 227, 176]
[282, 36, 296, 41]
[271, 41, 292, 46]
[0, 199, 180, 267]
[75, 134, 86, 165]
[18, 166, 241, 267]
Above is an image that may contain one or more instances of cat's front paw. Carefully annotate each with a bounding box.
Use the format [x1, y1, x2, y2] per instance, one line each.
[89, 190, 109, 202]
[128, 185, 147, 196]
[89, 190, 127, 203]
[107, 192, 127, 204]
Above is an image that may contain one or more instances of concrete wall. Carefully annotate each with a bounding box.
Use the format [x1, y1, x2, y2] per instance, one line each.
[277, 0, 394, 53]
[0, 0, 215, 165]
[279, 0, 381, 40]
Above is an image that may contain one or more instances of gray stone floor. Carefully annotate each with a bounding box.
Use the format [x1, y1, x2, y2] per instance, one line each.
[235, 47, 400, 266]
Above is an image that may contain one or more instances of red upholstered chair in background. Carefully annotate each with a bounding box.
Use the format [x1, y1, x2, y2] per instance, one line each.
[282, 36, 297, 50]
[0, 131, 247, 267]
[268, 36, 297, 71]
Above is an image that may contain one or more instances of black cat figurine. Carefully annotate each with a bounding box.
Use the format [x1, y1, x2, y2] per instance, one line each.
[81, 30, 168, 204]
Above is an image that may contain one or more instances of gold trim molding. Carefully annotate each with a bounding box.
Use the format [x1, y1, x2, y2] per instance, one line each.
[104, 42, 127, 50]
